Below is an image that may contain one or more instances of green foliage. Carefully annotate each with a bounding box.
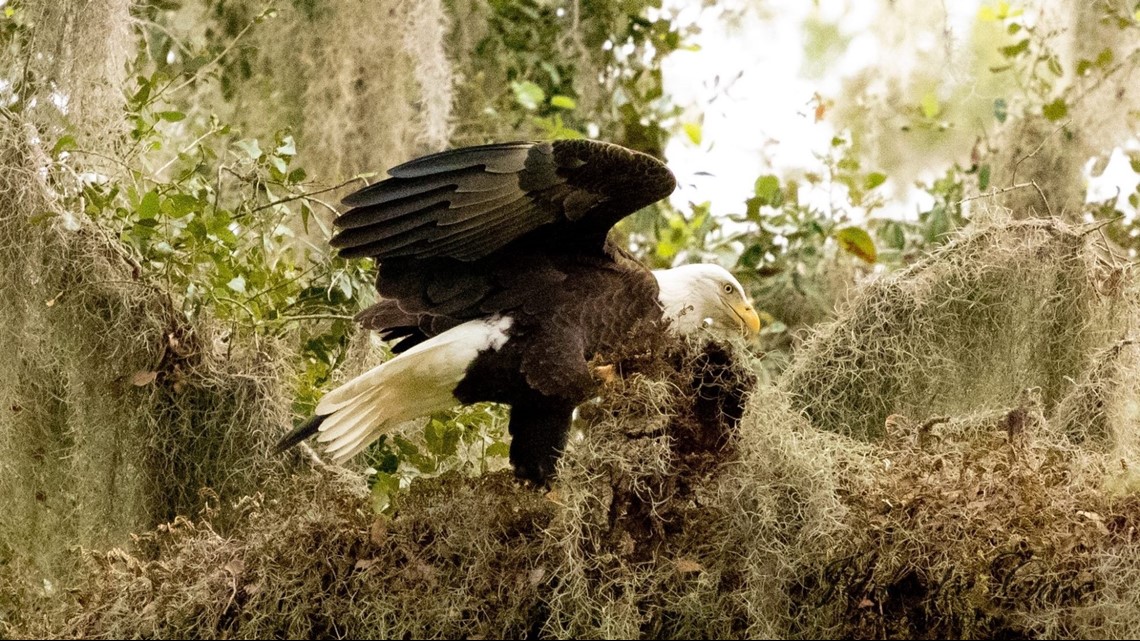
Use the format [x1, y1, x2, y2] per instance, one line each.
[35, 18, 376, 425]
[367, 403, 510, 514]
[453, 0, 696, 156]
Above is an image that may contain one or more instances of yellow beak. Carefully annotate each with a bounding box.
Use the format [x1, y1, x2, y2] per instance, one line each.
[733, 302, 762, 336]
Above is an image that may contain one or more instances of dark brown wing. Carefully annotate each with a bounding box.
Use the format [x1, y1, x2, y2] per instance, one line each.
[330, 140, 675, 261]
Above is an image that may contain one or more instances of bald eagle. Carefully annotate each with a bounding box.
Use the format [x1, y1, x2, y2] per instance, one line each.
[276, 140, 759, 484]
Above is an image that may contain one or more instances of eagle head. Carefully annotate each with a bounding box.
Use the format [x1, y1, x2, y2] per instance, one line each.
[652, 264, 761, 337]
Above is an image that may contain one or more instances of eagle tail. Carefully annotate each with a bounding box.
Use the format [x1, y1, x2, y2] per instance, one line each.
[277, 316, 513, 463]
[273, 414, 328, 454]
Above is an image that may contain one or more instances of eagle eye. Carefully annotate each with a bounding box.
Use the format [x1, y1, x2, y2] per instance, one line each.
[723, 283, 734, 294]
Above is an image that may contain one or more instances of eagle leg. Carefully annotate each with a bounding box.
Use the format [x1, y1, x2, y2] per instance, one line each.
[507, 396, 577, 486]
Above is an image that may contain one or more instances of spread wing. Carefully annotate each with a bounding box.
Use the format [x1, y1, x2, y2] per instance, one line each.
[330, 139, 675, 261]
[332, 139, 674, 352]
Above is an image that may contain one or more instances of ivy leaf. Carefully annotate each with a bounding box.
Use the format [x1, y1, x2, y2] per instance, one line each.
[835, 226, 878, 263]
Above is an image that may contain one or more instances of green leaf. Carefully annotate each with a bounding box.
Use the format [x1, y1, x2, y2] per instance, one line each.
[1046, 55, 1063, 77]
[1042, 98, 1068, 121]
[300, 201, 312, 234]
[138, 190, 160, 219]
[978, 5, 997, 21]
[920, 93, 941, 118]
[371, 472, 400, 514]
[486, 441, 510, 459]
[1077, 58, 1093, 76]
[993, 98, 1008, 123]
[51, 135, 77, 157]
[882, 221, 906, 250]
[864, 172, 887, 190]
[235, 139, 262, 160]
[276, 136, 296, 157]
[227, 275, 246, 294]
[979, 163, 992, 191]
[834, 226, 877, 263]
[168, 194, 199, 218]
[999, 39, 1030, 58]
[424, 420, 459, 458]
[550, 95, 577, 110]
[510, 81, 545, 111]
[753, 175, 782, 206]
[1095, 47, 1115, 68]
[1128, 154, 1140, 174]
[157, 110, 186, 122]
[683, 122, 702, 145]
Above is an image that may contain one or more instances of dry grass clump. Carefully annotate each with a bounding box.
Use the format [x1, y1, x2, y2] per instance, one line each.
[545, 337, 758, 638]
[781, 218, 1132, 440]
[0, 119, 288, 586]
[11, 470, 554, 639]
[781, 395, 1140, 639]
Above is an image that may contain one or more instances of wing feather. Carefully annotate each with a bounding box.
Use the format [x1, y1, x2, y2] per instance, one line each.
[331, 140, 673, 349]
[332, 139, 674, 264]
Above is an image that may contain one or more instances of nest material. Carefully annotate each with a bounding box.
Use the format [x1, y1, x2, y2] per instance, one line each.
[8, 214, 1140, 639]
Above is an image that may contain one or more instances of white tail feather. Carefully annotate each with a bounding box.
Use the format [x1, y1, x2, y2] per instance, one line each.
[314, 316, 512, 463]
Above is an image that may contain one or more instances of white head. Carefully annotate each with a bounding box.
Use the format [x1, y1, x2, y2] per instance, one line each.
[653, 264, 761, 337]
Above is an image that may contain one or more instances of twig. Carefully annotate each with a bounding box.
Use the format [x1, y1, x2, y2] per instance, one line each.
[153, 127, 221, 177]
[1029, 180, 1053, 217]
[156, 5, 271, 101]
[1077, 214, 1125, 236]
[263, 313, 356, 324]
[249, 177, 367, 213]
[957, 181, 1054, 217]
[1012, 119, 1070, 185]
[957, 182, 1037, 205]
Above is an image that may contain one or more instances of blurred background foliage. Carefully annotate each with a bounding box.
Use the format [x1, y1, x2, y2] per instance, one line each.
[1, 0, 1138, 511]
